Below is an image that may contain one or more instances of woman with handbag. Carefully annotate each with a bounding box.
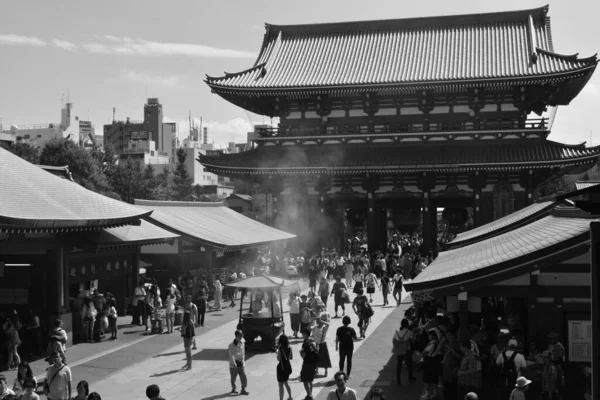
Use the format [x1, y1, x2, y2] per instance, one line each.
[276, 334, 293, 400]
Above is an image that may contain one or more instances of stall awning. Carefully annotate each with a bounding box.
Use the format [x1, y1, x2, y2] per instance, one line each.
[448, 200, 556, 248]
[406, 209, 595, 295]
[134, 200, 296, 251]
[225, 275, 299, 289]
[80, 220, 179, 252]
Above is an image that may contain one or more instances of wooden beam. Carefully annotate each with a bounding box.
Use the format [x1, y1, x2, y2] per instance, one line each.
[466, 285, 590, 299]
[543, 263, 590, 273]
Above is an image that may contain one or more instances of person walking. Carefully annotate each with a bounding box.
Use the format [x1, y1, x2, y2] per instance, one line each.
[228, 330, 249, 395]
[336, 316, 358, 378]
[330, 277, 348, 319]
[212, 279, 223, 311]
[365, 269, 378, 303]
[107, 299, 118, 341]
[183, 295, 198, 349]
[180, 312, 195, 370]
[344, 259, 354, 288]
[196, 289, 207, 327]
[392, 270, 404, 306]
[380, 271, 391, 306]
[44, 351, 72, 400]
[457, 339, 478, 399]
[392, 318, 414, 386]
[288, 292, 301, 338]
[300, 327, 320, 400]
[326, 372, 359, 400]
[132, 281, 146, 326]
[312, 315, 332, 377]
[352, 288, 372, 338]
[276, 334, 293, 400]
[318, 278, 330, 307]
[81, 298, 97, 344]
[163, 288, 176, 334]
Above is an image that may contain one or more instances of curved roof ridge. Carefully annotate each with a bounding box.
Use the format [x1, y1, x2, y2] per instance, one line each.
[134, 199, 224, 208]
[264, 5, 549, 35]
[536, 47, 598, 64]
[206, 63, 266, 82]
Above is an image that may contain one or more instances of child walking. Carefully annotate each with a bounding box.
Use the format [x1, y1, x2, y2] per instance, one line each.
[107, 299, 118, 341]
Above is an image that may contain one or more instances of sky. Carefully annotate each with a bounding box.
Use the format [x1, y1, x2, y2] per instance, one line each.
[0, 0, 599, 147]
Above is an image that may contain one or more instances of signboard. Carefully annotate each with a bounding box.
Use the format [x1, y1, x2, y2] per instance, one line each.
[130, 131, 151, 141]
[79, 120, 93, 135]
[568, 320, 592, 362]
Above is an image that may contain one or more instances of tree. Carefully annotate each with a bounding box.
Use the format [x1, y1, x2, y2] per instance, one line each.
[153, 166, 172, 200]
[1, 142, 40, 164]
[39, 138, 118, 198]
[90, 143, 118, 183]
[172, 148, 193, 201]
[582, 171, 590, 181]
[110, 157, 145, 203]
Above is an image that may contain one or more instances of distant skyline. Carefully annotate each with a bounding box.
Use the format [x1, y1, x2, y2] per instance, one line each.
[1, 0, 599, 147]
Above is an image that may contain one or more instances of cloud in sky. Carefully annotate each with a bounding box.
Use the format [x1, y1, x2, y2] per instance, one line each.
[123, 70, 181, 87]
[0, 33, 254, 59]
[582, 83, 598, 96]
[0, 34, 46, 46]
[51, 39, 77, 52]
[87, 35, 255, 58]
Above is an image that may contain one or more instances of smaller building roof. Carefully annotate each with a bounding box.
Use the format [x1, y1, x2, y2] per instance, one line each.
[405, 211, 595, 294]
[228, 193, 252, 202]
[574, 181, 600, 191]
[0, 147, 151, 232]
[37, 165, 73, 181]
[134, 200, 295, 251]
[448, 200, 555, 248]
[81, 220, 179, 252]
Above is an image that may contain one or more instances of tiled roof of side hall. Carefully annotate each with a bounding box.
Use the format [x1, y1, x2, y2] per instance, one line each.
[574, 181, 600, 191]
[198, 140, 600, 174]
[206, 6, 597, 91]
[0, 147, 151, 232]
[448, 200, 556, 247]
[405, 213, 594, 293]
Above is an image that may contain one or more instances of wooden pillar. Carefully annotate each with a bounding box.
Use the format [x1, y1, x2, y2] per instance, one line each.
[591, 222, 600, 399]
[520, 169, 534, 206]
[422, 192, 434, 251]
[367, 192, 378, 254]
[469, 170, 487, 228]
[458, 291, 470, 341]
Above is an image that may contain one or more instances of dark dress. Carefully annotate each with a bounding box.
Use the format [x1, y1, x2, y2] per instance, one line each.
[422, 340, 440, 384]
[276, 345, 292, 382]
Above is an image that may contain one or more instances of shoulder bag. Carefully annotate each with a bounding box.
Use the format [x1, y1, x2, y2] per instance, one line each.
[43, 364, 65, 395]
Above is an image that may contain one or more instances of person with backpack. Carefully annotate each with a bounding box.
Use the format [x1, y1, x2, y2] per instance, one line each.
[330, 276, 348, 319]
[495, 338, 527, 400]
[352, 288, 373, 338]
[392, 318, 415, 386]
[299, 327, 320, 400]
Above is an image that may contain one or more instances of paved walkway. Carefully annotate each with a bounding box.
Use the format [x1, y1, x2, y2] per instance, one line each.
[82, 284, 415, 400]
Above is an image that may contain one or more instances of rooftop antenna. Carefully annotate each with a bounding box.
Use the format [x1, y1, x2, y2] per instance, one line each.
[67, 89, 70, 104]
[112, 107, 116, 123]
[58, 94, 65, 108]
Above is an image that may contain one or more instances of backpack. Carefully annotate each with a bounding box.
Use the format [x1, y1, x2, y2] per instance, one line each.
[392, 329, 410, 356]
[304, 339, 320, 364]
[300, 307, 312, 324]
[363, 301, 374, 318]
[501, 351, 519, 387]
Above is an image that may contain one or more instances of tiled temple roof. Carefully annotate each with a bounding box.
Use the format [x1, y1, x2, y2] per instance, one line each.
[405, 211, 595, 293]
[206, 6, 597, 93]
[0, 147, 151, 233]
[198, 140, 600, 175]
[448, 200, 556, 248]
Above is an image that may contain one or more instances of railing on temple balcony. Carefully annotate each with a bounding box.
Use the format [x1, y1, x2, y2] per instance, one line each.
[255, 117, 548, 138]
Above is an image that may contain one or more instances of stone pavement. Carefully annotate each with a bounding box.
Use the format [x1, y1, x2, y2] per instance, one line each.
[84, 284, 414, 400]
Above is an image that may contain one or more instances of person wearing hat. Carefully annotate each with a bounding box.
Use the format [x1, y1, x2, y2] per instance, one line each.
[510, 376, 531, 400]
[540, 350, 557, 400]
[496, 338, 527, 397]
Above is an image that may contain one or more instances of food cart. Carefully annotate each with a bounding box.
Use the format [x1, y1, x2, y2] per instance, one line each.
[224, 275, 299, 351]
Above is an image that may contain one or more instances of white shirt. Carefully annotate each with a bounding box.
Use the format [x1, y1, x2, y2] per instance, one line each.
[496, 350, 527, 375]
[326, 387, 360, 400]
